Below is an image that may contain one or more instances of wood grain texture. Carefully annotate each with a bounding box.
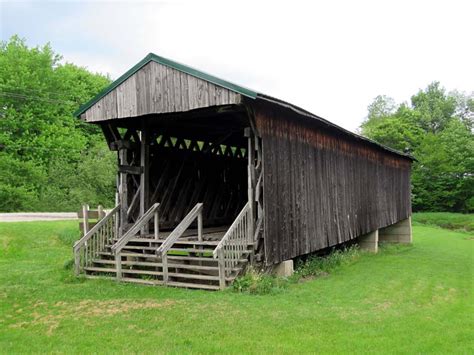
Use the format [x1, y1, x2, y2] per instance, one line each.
[83, 61, 241, 122]
[253, 101, 412, 265]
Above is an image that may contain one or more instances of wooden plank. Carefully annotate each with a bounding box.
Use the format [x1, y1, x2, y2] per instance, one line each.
[254, 103, 412, 264]
[118, 165, 143, 175]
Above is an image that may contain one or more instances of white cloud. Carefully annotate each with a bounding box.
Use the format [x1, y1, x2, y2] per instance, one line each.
[7, 0, 474, 131]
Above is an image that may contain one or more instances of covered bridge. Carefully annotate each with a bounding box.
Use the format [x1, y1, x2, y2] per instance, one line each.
[73, 53, 413, 290]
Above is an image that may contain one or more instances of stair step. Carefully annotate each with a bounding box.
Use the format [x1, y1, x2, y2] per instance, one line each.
[84, 266, 116, 273]
[84, 274, 116, 281]
[118, 278, 222, 290]
[99, 249, 217, 258]
[166, 281, 221, 291]
[84, 266, 234, 282]
[108, 244, 216, 252]
[84, 271, 224, 289]
[90, 260, 241, 272]
[126, 239, 220, 246]
[121, 277, 159, 286]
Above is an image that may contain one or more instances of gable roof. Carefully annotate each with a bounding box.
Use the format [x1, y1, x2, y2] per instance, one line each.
[74, 52, 258, 118]
[74, 53, 414, 161]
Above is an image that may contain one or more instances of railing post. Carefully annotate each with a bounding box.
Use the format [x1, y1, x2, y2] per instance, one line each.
[82, 204, 89, 236]
[98, 205, 105, 220]
[154, 210, 159, 240]
[218, 248, 226, 290]
[115, 253, 122, 280]
[115, 208, 121, 239]
[162, 253, 168, 285]
[197, 209, 203, 242]
[74, 249, 81, 276]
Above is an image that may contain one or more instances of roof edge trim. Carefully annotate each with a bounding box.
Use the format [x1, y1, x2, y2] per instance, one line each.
[74, 53, 258, 118]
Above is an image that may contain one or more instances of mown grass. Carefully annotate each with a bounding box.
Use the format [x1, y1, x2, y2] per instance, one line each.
[413, 212, 474, 232]
[0, 220, 473, 353]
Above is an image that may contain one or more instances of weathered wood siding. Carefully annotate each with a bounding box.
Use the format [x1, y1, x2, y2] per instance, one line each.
[82, 61, 241, 122]
[254, 102, 412, 264]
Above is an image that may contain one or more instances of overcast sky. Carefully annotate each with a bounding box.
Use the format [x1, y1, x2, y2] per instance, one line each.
[1, 0, 473, 131]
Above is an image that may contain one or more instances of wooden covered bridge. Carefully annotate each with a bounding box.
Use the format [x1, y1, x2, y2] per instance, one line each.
[73, 53, 413, 290]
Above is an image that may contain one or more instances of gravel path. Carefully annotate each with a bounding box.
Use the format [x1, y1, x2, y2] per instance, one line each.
[0, 213, 78, 222]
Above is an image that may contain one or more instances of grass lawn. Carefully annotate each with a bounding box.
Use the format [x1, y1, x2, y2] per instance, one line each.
[413, 212, 474, 232]
[0, 221, 473, 353]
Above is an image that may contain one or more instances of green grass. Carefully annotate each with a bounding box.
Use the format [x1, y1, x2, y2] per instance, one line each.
[413, 212, 474, 232]
[0, 221, 473, 353]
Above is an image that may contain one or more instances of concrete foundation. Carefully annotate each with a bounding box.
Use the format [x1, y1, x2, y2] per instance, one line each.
[358, 229, 379, 252]
[273, 260, 294, 277]
[379, 217, 412, 244]
[357, 217, 412, 252]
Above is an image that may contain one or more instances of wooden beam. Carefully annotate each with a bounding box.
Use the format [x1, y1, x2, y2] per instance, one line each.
[118, 149, 128, 235]
[118, 165, 143, 175]
[140, 126, 150, 234]
[110, 139, 137, 151]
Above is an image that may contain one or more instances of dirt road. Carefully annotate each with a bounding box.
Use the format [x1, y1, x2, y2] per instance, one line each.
[0, 213, 77, 222]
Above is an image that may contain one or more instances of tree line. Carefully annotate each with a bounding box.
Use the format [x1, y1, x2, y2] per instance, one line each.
[360, 84, 473, 212]
[0, 36, 115, 211]
[0, 36, 472, 212]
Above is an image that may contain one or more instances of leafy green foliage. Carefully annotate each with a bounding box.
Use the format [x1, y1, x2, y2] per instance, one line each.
[0, 36, 114, 211]
[231, 267, 288, 295]
[294, 245, 360, 278]
[361, 83, 474, 212]
[232, 246, 361, 295]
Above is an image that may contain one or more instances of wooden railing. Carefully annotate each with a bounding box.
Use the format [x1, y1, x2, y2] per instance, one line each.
[213, 202, 252, 289]
[156, 203, 203, 284]
[73, 205, 120, 276]
[111, 202, 160, 280]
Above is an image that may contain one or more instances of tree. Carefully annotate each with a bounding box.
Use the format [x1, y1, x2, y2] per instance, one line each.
[0, 36, 114, 211]
[361, 82, 474, 213]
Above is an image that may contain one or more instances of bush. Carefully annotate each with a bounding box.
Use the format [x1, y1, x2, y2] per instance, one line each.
[294, 245, 360, 279]
[231, 267, 286, 295]
[232, 245, 361, 295]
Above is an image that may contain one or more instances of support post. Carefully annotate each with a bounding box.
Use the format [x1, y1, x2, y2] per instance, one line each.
[82, 204, 89, 236]
[98, 205, 105, 219]
[358, 230, 379, 253]
[74, 250, 80, 276]
[244, 128, 255, 241]
[140, 125, 149, 235]
[379, 217, 412, 244]
[118, 148, 128, 236]
[115, 253, 122, 280]
[162, 254, 168, 285]
[218, 248, 226, 290]
[197, 210, 203, 242]
[154, 210, 159, 240]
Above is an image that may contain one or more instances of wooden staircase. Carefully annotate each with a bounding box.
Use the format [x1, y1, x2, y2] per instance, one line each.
[84, 231, 250, 290]
[73, 202, 254, 290]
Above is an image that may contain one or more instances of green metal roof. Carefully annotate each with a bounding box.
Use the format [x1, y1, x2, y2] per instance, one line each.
[74, 53, 259, 118]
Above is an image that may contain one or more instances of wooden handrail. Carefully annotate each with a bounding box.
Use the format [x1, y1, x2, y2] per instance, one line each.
[73, 205, 120, 252]
[212, 202, 252, 290]
[73, 204, 120, 276]
[155, 203, 203, 285]
[156, 203, 203, 256]
[213, 202, 250, 258]
[111, 202, 160, 254]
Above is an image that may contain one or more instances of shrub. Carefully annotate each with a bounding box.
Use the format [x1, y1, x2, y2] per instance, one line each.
[232, 245, 361, 295]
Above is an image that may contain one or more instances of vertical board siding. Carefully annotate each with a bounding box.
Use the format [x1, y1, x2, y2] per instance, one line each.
[84, 61, 241, 122]
[254, 104, 412, 264]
